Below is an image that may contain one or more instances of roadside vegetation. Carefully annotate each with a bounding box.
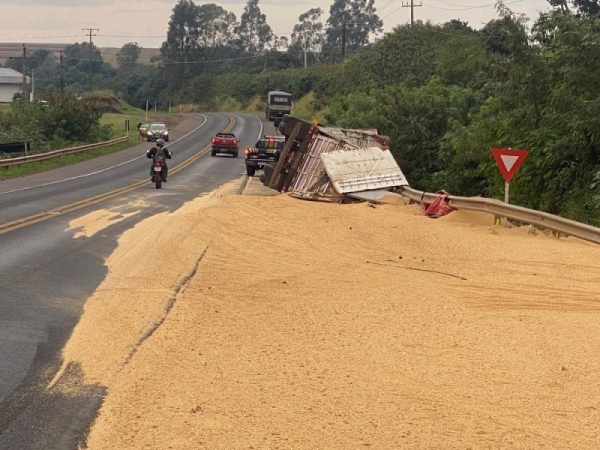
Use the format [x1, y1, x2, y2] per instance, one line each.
[3, 0, 600, 225]
[0, 138, 135, 181]
[0, 93, 178, 180]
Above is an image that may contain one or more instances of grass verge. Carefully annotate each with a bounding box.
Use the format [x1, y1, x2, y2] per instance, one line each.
[102, 112, 185, 137]
[102, 114, 146, 137]
[0, 137, 137, 181]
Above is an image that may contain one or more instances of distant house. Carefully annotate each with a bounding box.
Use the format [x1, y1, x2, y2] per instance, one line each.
[0, 68, 29, 103]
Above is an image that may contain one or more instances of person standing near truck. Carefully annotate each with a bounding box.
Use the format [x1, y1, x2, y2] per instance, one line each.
[274, 117, 282, 135]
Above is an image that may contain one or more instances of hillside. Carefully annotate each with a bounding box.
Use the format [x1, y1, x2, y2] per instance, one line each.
[100, 47, 161, 69]
[0, 42, 67, 65]
[0, 43, 160, 68]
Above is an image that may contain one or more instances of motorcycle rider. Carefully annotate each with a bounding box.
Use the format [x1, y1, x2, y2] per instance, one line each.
[146, 138, 172, 181]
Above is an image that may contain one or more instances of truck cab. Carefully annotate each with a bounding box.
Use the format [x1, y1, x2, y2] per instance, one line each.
[266, 90, 293, 121]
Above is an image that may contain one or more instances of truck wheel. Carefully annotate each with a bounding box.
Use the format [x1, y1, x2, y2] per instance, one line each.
[246, 166, 256, 177]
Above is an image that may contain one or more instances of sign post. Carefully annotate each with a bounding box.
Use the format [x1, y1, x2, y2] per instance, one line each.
[491, 147, 529, 224]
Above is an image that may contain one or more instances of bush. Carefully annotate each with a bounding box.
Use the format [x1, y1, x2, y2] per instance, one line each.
[3, 92, 112, 152]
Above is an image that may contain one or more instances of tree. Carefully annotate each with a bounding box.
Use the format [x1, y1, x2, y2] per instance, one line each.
[567, 0, 599, 15]
[117, 42, 142, 67]
[5, 48, 51, 73]
[61, 42, 114, 91]
[197, 4, 237, 48]
[272, 36, 289, 51]
[161, 0, 201, 87]
[324, 0, 383, 60]
[289, 8, 325, 66]
[234, 0, 273, 54]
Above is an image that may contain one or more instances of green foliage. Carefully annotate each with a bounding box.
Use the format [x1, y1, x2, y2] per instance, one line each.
[291, 91, 330, 122]
[235, 0, 273, 54]
[0, 92, 111, 154]
[197, 4, 237, 48]
[324, 0, 383, 61]
[326, 77, 478, 190]
[117, 42, 142, 66]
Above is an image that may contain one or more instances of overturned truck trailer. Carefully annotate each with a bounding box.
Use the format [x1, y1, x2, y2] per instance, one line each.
[260, 115, 408, 202]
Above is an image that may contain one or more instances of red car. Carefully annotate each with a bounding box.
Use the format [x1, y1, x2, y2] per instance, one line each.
[211, 132, 239, 157]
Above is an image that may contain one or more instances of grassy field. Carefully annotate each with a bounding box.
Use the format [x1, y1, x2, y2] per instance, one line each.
[102, 113, 146, 138]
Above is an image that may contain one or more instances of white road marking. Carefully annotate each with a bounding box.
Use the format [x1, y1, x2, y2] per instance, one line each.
[0, 115, 209, 196]
[254, 114, 264, 141]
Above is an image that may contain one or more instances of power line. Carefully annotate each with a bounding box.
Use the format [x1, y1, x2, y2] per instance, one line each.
[97, 34, 164, 38]
[379, 0, 398, 12]
[433, 0, 523, 7]
[382, 5, 406, 19]
[434, 0, 495, 7]
[425, 0, 523, 11]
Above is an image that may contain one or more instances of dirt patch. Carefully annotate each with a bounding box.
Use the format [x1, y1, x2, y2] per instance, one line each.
[58, 191, 600, 449]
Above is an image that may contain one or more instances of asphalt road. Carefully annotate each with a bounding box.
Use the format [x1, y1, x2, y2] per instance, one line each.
[0, 112, 268, 449]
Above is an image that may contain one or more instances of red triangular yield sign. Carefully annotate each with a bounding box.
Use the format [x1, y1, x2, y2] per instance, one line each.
[491, 148, 529, 182]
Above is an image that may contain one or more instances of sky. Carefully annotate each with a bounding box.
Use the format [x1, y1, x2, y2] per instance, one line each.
[0, 0, 551, 49]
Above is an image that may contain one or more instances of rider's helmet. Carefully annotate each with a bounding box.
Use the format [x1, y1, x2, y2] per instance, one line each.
[156, 138, 165, 148]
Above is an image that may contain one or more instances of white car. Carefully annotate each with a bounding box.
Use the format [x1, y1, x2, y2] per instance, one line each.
[146, 123, 169, 142]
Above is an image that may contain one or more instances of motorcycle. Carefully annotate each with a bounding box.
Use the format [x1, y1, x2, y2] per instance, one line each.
[151, 154, 167, 189]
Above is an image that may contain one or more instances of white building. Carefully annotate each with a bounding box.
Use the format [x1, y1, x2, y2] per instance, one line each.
[0, 67, 29, 103]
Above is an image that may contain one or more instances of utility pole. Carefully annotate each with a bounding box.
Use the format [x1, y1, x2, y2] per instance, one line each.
[303, 33, 308, 68]
[8, 44, 38, 102]
[21, 45, 29, 101]
[82, 28, 99, 89]
[59, 51, 65, 92]
[402, 0, 422, 27]
[341, 22, 347, 60]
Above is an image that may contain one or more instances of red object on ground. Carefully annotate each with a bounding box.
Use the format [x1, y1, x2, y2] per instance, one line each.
[422, 190, 453, 218]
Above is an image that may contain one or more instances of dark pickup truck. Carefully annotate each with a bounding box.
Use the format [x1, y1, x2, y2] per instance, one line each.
[246, 136, 285, 177]
[211, 132, 239, 157]
[244, 135, 285, 176]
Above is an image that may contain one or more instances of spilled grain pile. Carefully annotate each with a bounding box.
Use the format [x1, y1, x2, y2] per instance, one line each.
[60, 187, 600, 449]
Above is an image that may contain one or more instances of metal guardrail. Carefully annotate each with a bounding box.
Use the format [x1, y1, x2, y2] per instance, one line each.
[0, 136, 129, 168]
[400, 186, 600, 245]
